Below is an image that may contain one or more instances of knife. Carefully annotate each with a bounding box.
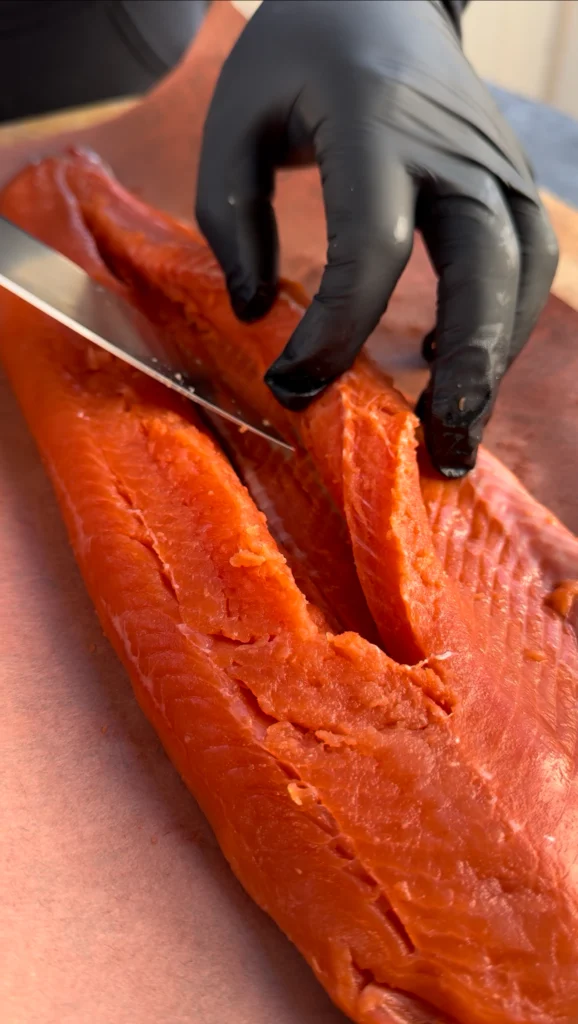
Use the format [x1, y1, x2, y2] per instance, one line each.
[0, 216, 293, 452]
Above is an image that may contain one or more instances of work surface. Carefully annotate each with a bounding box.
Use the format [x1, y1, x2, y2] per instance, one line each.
[1, 4, 577, 1022]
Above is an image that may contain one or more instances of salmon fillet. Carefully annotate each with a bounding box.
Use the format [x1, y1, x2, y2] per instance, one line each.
[0, 150, 577, 1024]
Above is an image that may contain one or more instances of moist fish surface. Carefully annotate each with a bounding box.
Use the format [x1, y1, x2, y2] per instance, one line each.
[0, 150, 577, 1024]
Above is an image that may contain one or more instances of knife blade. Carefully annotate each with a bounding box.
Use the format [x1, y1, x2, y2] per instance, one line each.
[0, 216, 293, 452]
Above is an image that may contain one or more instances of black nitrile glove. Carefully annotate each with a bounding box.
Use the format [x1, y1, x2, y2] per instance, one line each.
[196, 0, 558, 477]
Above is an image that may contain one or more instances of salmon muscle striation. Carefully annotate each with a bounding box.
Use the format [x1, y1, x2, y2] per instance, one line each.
[0, 151, 578, 1024]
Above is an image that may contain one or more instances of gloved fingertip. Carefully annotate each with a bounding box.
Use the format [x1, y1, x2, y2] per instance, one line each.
[436, 461, 474, 480]
[231, 281, 278, 323]
[426, 435, 479, 478]
[265, 384, 317, 412]
[264, 365, 328, 411]
[416, 386, 480, 479]
[421, 329, 437, 363]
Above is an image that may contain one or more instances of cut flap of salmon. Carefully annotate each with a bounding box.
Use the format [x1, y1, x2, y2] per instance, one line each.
[1, 150, 577, 1024]
[64, 150, 578, 733]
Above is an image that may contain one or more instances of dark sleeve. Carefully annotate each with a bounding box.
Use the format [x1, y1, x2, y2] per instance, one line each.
[441, 0, 470, 35]
[0, 0, 206, 123]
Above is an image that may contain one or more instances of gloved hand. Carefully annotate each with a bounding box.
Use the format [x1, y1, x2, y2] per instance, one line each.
[196, 0, 558, 477]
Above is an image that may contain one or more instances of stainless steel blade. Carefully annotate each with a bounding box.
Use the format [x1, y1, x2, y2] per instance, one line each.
[0, 216, 293, 452]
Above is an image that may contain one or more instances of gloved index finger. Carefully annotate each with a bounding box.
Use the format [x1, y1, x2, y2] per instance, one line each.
[266, 135, 416, 408]
[195, 23, 286, 323]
